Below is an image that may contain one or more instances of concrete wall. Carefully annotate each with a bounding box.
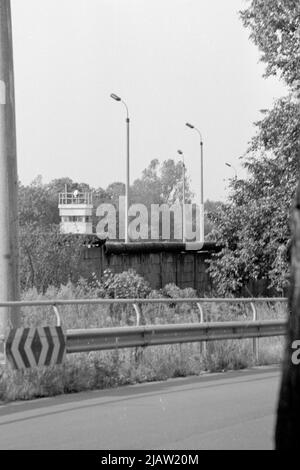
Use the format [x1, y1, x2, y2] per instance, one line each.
[78, 243, 282, 297]
[80, 246, 214, 294]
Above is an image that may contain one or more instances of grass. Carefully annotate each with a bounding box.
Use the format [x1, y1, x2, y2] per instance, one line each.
[0, 282, 287, 403]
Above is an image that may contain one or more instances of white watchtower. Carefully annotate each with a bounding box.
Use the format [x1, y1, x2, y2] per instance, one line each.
[58, 191, 93, 234]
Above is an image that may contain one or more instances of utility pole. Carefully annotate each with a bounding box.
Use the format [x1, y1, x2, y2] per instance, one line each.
[0, 0, 20, 338]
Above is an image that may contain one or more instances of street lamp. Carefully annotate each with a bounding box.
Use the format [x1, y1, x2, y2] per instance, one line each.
[186, 122, 204, 242]
[225, 162, 237, 179]
[110, 93, 130, 242]
[177, 150, 186, 242]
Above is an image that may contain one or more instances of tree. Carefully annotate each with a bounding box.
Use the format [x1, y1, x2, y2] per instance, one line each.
[130, 158, 194, 206]
[130, 159, 161, 206]
[106, 182, 125, 204]
[204, 199, 222, 237]
[208, 97, 299, 294]
[18, 177, 54, 226]
[207, 0, 300, 294]
[98, 159, 195, 241]
[19, 223, 84, 292]
[230, 0, 300, 446]
[240, 0, 300, 86]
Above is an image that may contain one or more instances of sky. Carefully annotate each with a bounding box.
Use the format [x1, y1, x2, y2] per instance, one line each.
[11, 0, 287, 202]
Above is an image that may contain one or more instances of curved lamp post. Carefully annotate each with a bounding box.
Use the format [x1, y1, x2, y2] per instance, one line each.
[177, 150, 186, 242]
[225, 162, 237, 179]
[110, 93, 130, 243]
[186, 122, 204, 242]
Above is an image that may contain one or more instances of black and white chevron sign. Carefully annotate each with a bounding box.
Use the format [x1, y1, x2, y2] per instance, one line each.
[5, 326, 66, 370]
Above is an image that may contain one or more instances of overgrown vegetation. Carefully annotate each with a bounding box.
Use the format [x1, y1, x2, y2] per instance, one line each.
[0, 275, 286, 403]
[207, 0, 300, 295]
[19, 224, 85, 292]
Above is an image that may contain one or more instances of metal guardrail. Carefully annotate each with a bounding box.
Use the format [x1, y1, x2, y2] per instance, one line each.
[0, 297, 288, 326]
[66, 320, 287, 353]
[0, 297, 288, 363]
[0, 297, 288, 307]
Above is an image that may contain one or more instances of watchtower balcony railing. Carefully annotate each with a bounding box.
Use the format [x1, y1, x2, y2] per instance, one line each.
[58, 192, 93, 206]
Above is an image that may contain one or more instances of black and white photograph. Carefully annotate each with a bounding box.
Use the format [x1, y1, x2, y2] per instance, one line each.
[0, 0, 299, 453]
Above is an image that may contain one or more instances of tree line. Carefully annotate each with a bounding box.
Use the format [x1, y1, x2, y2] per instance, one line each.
[18, 160, 221, 292]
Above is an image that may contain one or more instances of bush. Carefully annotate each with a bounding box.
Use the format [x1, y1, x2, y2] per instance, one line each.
[160, 283, 197, 299]
[100, 269, 151, 299]
[19, 224, 84, 292]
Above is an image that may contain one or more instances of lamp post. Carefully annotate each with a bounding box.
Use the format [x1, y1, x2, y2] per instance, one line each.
[110, 93, 130, 243]
[186, 122, 204, 242]
[225, 162, 237, 179]
[177, 150, 186, 242]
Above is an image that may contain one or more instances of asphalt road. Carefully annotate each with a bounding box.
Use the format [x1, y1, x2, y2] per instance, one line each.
[0, 366, 281, 450]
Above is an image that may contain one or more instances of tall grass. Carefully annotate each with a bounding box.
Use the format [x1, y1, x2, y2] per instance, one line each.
[0, 281, 287, 403]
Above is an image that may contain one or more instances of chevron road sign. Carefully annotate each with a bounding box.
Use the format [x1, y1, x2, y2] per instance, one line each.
[5, 326, 66, 370]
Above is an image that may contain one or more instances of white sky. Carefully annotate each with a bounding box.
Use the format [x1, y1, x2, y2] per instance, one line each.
[11, 0, 287, 201]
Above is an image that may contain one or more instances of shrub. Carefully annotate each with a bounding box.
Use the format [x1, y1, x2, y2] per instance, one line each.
[100, 269, 151, 299]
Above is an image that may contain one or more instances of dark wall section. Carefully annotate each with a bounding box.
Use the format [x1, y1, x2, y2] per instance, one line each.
[78, 241, 280, 296]
[80, 243, 215, 294]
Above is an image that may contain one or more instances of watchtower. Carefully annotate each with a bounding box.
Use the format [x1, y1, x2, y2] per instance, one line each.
[58, 191, 93, 234]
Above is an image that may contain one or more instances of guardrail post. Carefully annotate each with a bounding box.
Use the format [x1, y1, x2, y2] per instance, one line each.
[250, 302, 259, 364]
[133, 303, 143, 364]
[197, 302, 206, 356]
[133, 303, 141, 326]
[53, 305, 61, 327]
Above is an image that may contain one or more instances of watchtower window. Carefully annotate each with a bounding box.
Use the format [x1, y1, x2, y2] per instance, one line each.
[61, 216, 92, 223]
